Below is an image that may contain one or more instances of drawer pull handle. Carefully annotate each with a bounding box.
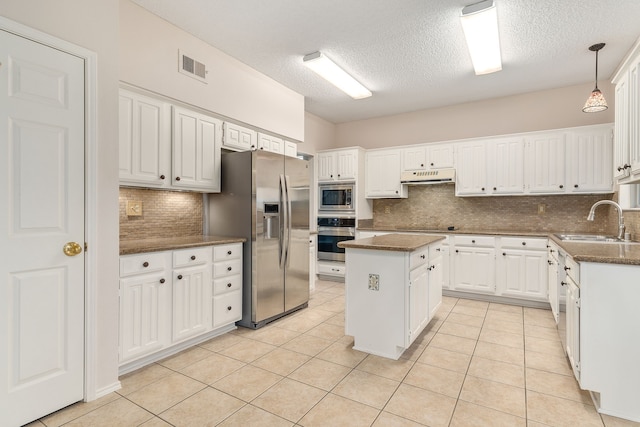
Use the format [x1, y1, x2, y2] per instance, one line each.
[227, 250, 232, 255]
[177, 274, 183, 280]
[227, 306, 232, 311]
[191, 255, 196, 260]
[159, 278, 165, 284]
[227, 283, 232, 288]
[143, 262, 149, 268]
[227, 266, 232, 272]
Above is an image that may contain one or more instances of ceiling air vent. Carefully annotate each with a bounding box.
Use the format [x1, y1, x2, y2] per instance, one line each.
[178, 49, 208, 83]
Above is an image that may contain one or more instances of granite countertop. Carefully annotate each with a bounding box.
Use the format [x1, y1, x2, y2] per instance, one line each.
[338, 233, 445, 252]
[356, 226, 551, 238]
[548, 234, 640, 265]
[120, 235, 246, 255]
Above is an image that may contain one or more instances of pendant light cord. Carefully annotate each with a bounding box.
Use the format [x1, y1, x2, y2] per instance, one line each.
[594, 49, 599, 90]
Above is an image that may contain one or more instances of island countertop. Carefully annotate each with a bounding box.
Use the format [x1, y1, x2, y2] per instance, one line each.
[338, 233, 445, 252]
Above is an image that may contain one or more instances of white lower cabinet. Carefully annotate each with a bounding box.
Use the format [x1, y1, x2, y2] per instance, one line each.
[428, 245, 443, 318]
[451, 236, 496, 294]
[119, 242, 243, 370]
[496, 237, 548, 301]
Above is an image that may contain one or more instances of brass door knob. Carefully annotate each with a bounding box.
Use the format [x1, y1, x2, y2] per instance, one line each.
[63, 242, 83, 256]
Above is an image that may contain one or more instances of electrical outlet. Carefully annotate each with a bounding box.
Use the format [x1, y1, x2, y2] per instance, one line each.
[126, 200, 143, 216]
[384, 206, 391, 214]
[368, 274, 380, 291]
[537, 203, 546, 215]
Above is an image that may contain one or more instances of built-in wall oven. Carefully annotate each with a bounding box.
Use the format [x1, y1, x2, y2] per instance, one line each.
[317, 217, 356, 262]
[319, 184, 355, 212]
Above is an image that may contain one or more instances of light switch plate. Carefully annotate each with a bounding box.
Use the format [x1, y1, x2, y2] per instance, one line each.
[368, 273, 379, 291]
[126, 200, 143, 216]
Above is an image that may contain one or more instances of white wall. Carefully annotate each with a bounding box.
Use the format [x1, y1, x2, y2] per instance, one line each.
[0, 0, 121, 395]
[119, 0, 305, 141]
[331, 81, 616, 149]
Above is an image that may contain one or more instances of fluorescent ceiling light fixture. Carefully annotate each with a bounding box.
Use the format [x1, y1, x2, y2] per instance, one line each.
[303, 51, 372, 99]
[460, 0, 502, 75]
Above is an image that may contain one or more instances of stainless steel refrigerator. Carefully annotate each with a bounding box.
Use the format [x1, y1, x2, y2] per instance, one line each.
[208, 150, 310, 329]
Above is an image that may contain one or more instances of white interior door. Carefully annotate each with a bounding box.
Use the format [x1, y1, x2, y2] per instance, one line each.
[0, 29, 85, 426]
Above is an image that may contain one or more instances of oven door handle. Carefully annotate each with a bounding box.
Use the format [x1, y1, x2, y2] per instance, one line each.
[317, 227, 355, 237]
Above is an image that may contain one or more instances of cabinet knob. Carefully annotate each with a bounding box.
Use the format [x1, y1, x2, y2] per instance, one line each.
[455, 249, 459, 253]
[559, 184, 564, 189]
[481, 187, 485, 191]
[436, 248, 441, 251]
[550, 249, 555, 253]
[395, 190, 399, 194]
[548, 260, 553, 265]
[227, 250, 232, 255]
[564, 266, 570, 271]
[330, 174, 333, 178]
[493, 187, 497, 191]
[160, 174, 165, 180]
[574, 184, 579, 188]
[227, 282, 232, 288]
[190, 255, 196, 260]
[177, 274, 183, 280]
[337, 174, 341, 177]
[624, 164, 631, 170]
[472, 240, 476, 243]
[618, 166, 623, 172]
[522, 242, 526, 246]
[176, 176, 181, 181]
[227, 306, 232, 311]
[431, 265, 435, 270]
[420, 254, 425, 259]
[420, 163, 424, 167]
[159, 278, 165, 284]
[502, 252, 506, 256]
[430, 162, 434, 166]
[143, 262, 149, 268]
[227, 266, 232, 271]
[561, 281, 567, 286]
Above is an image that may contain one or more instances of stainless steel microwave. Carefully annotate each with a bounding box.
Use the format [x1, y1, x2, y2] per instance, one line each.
[319, 184, 354, 212]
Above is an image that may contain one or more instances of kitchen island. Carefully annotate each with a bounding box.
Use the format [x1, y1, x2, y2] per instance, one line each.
[338, 233, 445, 359]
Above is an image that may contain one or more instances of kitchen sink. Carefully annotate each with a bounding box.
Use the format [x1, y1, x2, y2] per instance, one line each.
[554, 234, 637, 243]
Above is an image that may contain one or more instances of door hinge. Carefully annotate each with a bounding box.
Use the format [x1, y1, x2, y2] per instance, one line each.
[576, 298, 581, 309]
[84, 242, 88, 252]
[575, 361, 581, 372]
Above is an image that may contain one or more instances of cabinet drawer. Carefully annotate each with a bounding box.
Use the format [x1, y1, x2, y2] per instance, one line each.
[410, 247, 429, 269]
[120, 252, 169, 277]
[453, 235, 495, 247]
[318, 262, 345, 276]
[173, 246, 212, 268]
[213, 290, 242, 327]
[500, 237, 547, 250]
[214, 258, 243, 278]
[213, 243, 242, 261]
[564, 255, 580, 283]
[429, 243, 443, 259]
[213, 274, 242, 295]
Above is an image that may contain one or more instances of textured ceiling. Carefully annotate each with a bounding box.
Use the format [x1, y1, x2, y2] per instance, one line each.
[131, 0, 640, 124]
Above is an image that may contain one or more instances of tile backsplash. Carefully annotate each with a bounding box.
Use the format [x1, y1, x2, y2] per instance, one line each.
[119, 188, 203, 240]
[372, 185, 620, 235]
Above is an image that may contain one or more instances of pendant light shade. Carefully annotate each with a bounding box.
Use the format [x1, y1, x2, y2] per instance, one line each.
[583, 43, 608, 113]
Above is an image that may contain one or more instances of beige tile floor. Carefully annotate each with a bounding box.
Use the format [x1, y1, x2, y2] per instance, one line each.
[28, 280, 640, 427]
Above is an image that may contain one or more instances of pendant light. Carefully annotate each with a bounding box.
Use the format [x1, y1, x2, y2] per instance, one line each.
[582, 43, 608, 113]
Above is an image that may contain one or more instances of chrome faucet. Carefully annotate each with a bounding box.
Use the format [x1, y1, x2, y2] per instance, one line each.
[587, 200, 626, 240]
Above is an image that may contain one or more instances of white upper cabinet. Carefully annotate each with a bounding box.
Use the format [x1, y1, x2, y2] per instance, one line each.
[257, 133, 285, 155]
[366, 149, 407, 198]
[613, 42, 640, 183]
[284, 140, 298, 157]
[525, 132, 566, 194]
[455, 141, 488, 195]
[222, 122, 257, 151]
[317, 149, 359, 182]
[401, 143, 454, 172]
[566, 126, 613, 193]
[490, 137, 525, 194]
[119, 89, 171, 187]
[172, 106, 223, 192]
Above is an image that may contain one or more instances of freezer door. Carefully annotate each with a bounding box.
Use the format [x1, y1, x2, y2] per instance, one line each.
[284, 156, 310, 311]
[254, 151, 285, 323]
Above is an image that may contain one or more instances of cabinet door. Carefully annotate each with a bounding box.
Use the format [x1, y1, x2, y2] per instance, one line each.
[223, 122, 256, 151]
[172, 106, 222, 192]
[565, 278, 581, 382]
[172, 265, 212, 342]
[366, 150, 405, 198]
[119, 272, 171, 363]
[455, 142, 488, 196]
[409, 264, 429, 344]
[428, 253, 443, 318]
[336, 150, 357, 180]
[614, 73, 630, 179]
[427, 144, 454, 169]
[548, 256, 559, 324]
[490, 138, 524, 194]
[402, 146, 427, 171]
[567, 127, 613, 193]
[317, 152, 336, 182]
[526, 133, 566, 194]
[119, 90, 171, 187]
[498, 250, 547, 301]
[284, 140, 297, 157]
[258, 133, 284, 154]
[629, 59, 640, 176]
[452, 246, 495, 293]
[213, 290, 242, 328]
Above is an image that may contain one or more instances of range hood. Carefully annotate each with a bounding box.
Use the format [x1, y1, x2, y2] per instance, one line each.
[401, 169, 456, 185]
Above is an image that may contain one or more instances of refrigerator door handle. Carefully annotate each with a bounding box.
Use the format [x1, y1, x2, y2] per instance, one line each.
[279, 174, 287, 269]
[284, 174, 292, 268]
